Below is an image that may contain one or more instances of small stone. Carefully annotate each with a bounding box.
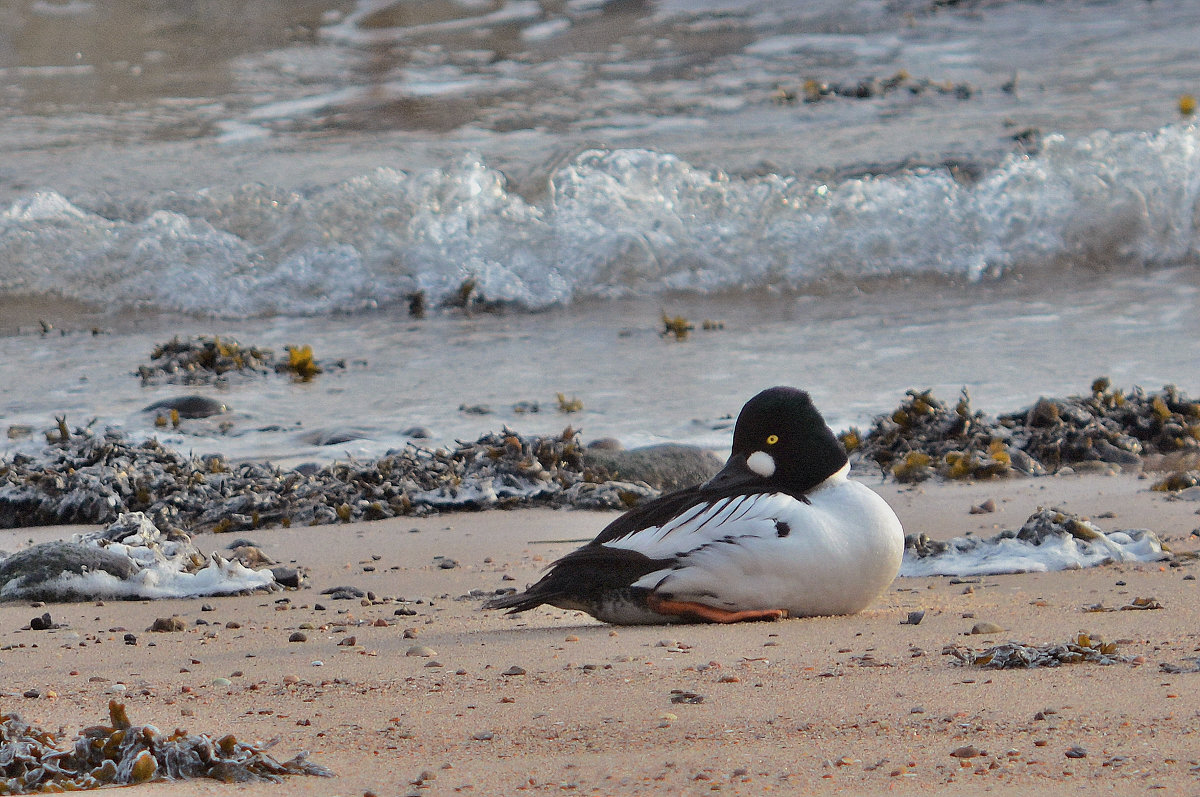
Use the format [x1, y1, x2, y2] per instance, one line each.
[289, 631, 308, 643]
[969, 499, 996, 514]
[149, 616, 186, 632]
[501, 666, 527, 676]
[23, 689, 40, 699]
[950, 745, 981, 758]
[29, 612, 52, 630]
[283, 674, 300, 685]
[406, 645, 436, 657]
[271, 567, 301, 588]
[437, 558, 459, 570]
[901, 610, 925, 625]
[669, 691, 704, 704]
[1065, 746, 1088, 759]
[970, 622, 1006, 635]
[338, 635, 357, 647]
[211, 677, 232, 687]
[471, 730, 494, 741]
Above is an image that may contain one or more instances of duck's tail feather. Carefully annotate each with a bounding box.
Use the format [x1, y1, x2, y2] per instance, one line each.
[483, 544, 675, 614]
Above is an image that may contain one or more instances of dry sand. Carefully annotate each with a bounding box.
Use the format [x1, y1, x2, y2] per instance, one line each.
[3, 472, 1199, 796]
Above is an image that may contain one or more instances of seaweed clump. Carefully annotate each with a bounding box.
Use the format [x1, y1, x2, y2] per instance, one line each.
[0, 424, 659, 532]
[844, 388, 1035, 483]
[0, 701, 331, 793]
[137, 335, 275, 385]
[850, 379, 1200, 482]
[943, 633, 1128, 669]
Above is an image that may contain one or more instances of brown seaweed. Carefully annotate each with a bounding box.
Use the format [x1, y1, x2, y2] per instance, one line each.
[0, 701, 331, 793]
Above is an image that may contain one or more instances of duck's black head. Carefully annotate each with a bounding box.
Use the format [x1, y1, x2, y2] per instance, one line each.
[706, 386, 848, 495]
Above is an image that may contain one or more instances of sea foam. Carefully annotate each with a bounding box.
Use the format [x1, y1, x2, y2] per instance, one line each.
[2, 125, 1197, 316]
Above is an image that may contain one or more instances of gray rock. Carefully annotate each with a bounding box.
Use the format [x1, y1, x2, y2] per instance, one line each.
[142, 395, 229, 419]
[0, 542, 137, 601]
[581, 444, 722, 490]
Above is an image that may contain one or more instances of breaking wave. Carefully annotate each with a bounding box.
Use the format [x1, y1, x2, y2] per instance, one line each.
[2, 124, 1198, 316]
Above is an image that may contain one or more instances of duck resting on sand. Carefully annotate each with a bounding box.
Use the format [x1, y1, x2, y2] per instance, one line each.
[484, 386, 904, 624]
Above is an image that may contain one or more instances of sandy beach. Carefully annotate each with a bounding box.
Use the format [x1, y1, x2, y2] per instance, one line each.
[3, 472, 1198, 796]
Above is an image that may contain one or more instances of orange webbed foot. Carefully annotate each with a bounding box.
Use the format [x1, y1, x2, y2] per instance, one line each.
[647, 595, 788, 623]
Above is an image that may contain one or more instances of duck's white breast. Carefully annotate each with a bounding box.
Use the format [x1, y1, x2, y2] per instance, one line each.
[611, 472, 903, 617]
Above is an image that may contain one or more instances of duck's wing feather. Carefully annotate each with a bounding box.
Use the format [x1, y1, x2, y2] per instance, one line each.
[485, 488, 796, 614]
[601, 491, 797, 561]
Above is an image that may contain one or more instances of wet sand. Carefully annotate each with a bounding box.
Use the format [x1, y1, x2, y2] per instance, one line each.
[2, 473, 1199, 796]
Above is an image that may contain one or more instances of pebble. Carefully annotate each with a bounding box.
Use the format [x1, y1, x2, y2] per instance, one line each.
[29, 612, 52, 631]
[149, 617, 186, 632]
[1065, 746, 1088, 759]
[406, 645, 436, 658]
[322, 586, 364, 600]
[950, 745, 982, 758]
[470, 731, 494, 741]
[210, 677, 232, 687]
[289, 632, 308, 643]
[501, 666, 526, 676]
[970, 621, 1006, 635]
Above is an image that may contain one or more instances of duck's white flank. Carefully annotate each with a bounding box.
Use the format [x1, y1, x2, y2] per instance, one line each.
[602, 463, 904, 617]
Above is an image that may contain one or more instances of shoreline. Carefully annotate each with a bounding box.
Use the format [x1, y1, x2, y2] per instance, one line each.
[3, 473, 1199, 795]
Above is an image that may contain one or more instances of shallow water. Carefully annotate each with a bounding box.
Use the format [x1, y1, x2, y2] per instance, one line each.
[3, 267, 1197, 464]
[2, 0, 1200, 462]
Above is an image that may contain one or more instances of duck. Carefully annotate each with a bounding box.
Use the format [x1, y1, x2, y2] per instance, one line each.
[485, 386, 904, 624]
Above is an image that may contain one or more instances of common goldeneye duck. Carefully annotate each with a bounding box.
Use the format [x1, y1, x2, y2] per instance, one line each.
[485, 386, 904, 624]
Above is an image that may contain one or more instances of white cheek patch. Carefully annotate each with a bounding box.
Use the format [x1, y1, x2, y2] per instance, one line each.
[746, 450, 776, 478]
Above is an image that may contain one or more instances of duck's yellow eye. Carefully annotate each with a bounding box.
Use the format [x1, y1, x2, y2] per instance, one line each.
[766, 434, 779, 445]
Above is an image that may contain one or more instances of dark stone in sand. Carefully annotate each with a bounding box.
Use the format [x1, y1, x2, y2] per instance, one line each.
[227, 538, 260, 550]
[321, 585, 364, 600]
[148, 616, 186, 632]
[143, 395, 229, 418]
[271, 567, 301, 589]
[581, 444, 723, 491]
[401, 426, 432, 439]
[0, 542, 137, 601]
[29, 612, 52, 630]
